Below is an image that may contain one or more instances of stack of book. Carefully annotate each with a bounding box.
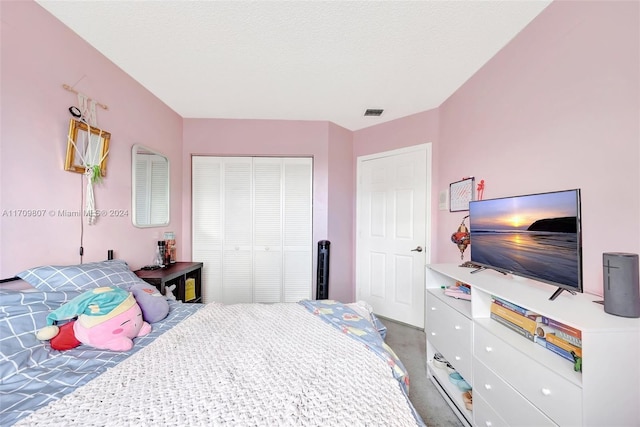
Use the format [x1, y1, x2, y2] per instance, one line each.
[490, 296, 539, 341]
[489, 296, 583, 367]
[536, 317, 582, 365]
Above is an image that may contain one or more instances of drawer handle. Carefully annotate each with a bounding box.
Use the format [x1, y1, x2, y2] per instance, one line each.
[454, 325, 461, 330]
[541, 388, 551, 396]
[484, 384, 492, 390]
[485, 346, 493, 352]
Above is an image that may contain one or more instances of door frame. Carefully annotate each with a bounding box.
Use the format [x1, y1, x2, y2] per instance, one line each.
[355, 143, 432, 328]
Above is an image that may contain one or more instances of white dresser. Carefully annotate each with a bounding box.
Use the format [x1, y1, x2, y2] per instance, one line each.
[425, 264, 640, 427]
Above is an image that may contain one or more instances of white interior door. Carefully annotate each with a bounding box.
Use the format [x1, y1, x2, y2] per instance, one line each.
[356, 144, 431, 328]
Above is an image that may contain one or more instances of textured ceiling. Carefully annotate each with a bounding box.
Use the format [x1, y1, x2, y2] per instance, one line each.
[36, 1, 551, 131]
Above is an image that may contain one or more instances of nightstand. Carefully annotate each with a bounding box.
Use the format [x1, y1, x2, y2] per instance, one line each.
[135, 262, 203, 303]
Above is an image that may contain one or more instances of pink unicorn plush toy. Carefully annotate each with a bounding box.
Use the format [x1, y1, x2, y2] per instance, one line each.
[37, 287, 151, 351]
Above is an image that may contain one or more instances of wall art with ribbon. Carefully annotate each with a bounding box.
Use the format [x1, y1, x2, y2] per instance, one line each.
[63, 88, 110, 225]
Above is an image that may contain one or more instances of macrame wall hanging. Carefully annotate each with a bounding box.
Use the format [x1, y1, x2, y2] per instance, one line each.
[64, 84, 110, 226]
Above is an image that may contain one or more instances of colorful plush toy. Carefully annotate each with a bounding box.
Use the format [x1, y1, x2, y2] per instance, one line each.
[36, 286, 151, 351]
[129, 281, 169, 323]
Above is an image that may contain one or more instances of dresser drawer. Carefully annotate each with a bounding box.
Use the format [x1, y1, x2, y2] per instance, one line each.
[474, 324, 582, 426]
[473, 358, 555, 426]
[426, 294, 472, 381]
[473, 392, 509, 427]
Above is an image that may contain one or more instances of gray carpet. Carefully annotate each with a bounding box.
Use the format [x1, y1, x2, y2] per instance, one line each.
[382, 318, 464, 427]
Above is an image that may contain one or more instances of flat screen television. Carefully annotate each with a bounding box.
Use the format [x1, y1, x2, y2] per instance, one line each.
[469, 189, 583, 300]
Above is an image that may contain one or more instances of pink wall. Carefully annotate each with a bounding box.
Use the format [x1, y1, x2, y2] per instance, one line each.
[438, 0, 639, 296]
[0, 1, 184, 276]
[354, 1, 639, 296]
[181, 118, 355, 302]
[327, 123, 355, 301]
[2, 1, 638, 301]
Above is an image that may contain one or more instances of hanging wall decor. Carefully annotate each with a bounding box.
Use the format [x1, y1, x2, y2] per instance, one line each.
[64, 118, 111, 180]
[451, 215, 470, 260]
[63, 88, 110, 225]
[449, 177, 475, 212]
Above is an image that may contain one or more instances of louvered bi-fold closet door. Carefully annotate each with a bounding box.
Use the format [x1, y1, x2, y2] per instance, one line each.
[192, 156, 223, 303]
[222, 158, 253, 303]
[253, 158, 283, 303]
[192, 156, 312, 304]
[281, 158, 313, 302]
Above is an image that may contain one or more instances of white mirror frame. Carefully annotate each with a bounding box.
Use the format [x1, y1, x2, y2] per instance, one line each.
[131, 144, 170, 228]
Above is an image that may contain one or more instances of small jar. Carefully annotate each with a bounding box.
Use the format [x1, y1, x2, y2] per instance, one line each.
[155, 241, 166, 267]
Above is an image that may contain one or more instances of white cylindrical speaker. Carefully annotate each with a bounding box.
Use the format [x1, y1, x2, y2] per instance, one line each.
[603, 252, 640, 318]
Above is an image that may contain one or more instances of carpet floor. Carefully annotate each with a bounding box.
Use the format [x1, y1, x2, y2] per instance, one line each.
[382, 318, 464, 427]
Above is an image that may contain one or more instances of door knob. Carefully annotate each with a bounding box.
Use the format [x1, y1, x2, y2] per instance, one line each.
[411, 246, 423, 252]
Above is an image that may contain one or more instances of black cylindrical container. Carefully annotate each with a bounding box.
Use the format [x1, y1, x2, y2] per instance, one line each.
[316, 240, 330, 299]
[158, 241, 167, 267]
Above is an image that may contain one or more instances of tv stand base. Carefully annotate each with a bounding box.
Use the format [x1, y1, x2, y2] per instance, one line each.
[549, 287, 577, 301]
[470, 266, 487, 274]
[469, 266, 507, 275]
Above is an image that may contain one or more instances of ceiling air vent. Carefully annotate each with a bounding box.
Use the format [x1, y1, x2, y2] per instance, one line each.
[364, 108, 384, 117]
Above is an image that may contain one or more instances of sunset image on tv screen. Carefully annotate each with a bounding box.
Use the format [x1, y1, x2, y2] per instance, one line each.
[469, 190, 580, 289]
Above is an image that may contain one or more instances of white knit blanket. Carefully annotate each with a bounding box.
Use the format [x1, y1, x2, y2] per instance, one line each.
[17, 303, 421, 426]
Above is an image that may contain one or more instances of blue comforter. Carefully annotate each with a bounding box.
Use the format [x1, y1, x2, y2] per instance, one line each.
[299, 299, 410, 394]
[0, 291, 202, 426]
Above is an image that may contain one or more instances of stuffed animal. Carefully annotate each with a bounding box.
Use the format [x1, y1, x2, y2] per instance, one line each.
[129, 281, 169, 323]
[165, 284, 177, 301]
[49, 320, 81, 350]
[36, 286, 151, 351]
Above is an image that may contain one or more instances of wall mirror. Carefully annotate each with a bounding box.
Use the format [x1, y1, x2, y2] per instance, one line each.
[131, 144, 170, 228]
[65, 119, 111, 176]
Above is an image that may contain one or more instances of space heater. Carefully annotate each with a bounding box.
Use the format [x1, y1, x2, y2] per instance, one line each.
[316, 240, 330, 300]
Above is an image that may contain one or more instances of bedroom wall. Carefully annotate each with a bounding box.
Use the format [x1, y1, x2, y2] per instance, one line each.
[182, 119, 355, 303]
[354, 0, 639, 297]
[0, 1, 184, 276]
[437, 0, 639, 297]
[327, 123, 355, 301]
[3, 1, 637, 302]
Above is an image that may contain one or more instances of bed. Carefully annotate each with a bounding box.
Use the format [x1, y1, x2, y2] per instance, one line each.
[0, 260, 424, 426]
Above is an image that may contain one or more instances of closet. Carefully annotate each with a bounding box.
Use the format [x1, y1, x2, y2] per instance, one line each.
[192, 156, 313, 304]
